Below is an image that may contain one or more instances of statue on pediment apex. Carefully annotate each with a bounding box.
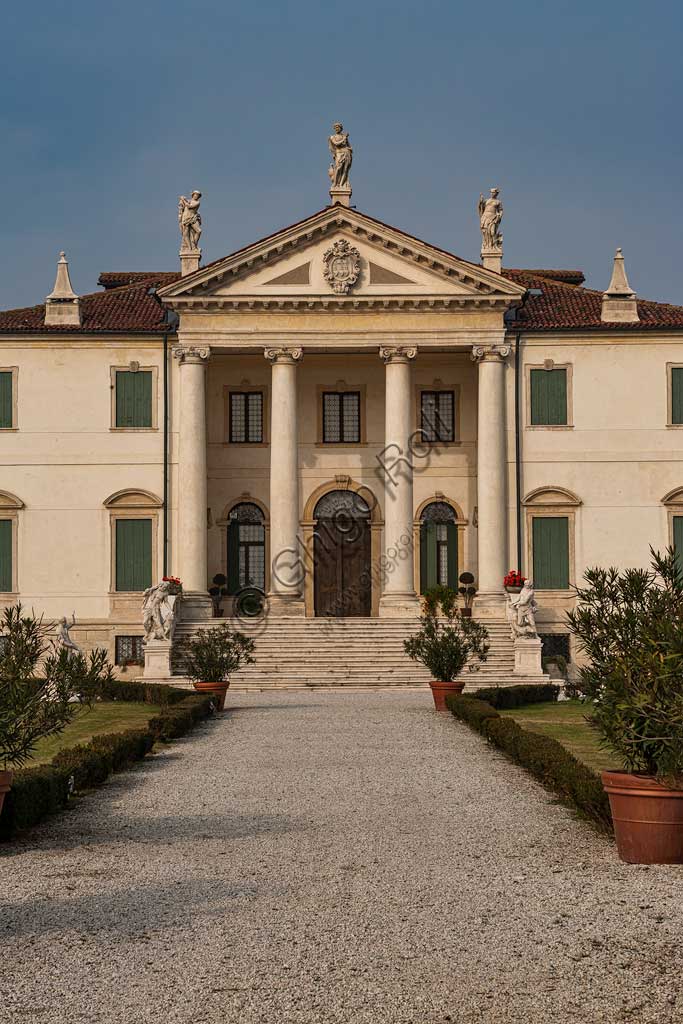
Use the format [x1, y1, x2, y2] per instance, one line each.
[328, 123, 353, 189]
[478, 187, 503, 252]
[178, 190, 202, 252]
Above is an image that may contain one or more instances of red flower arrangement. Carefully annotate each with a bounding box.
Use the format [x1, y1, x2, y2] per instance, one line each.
[503, 570, 526, 588]
[162, 576, 183, 592]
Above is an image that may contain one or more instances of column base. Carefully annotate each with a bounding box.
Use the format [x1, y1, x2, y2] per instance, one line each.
[179, 591, 213, 621]
[473, 591, 508, 620]
[266, 592, 306, 617]
[513, 636, 545, 677]
[379, 592, 421, 618]
[143, 639, 173, 680]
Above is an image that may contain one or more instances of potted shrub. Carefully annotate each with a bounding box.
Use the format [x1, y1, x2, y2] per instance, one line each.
[567, 548, 683, 863]
[458, 572, 477, 617]
[179, 624, 255, 711]
[404, 585, 490, 711]
[0, 604, 111, 813]
[504, 569, 526, 594]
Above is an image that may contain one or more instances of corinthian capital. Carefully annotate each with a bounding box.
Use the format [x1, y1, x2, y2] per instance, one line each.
[173, 344, 210, 364]
[471, 344, 511, 363]
[264, 347, 303, 364]
[379, 345, 417, 364]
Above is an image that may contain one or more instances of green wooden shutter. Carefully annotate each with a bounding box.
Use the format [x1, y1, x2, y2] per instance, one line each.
[672, 368, 683, 424]
[673, 517, 683, 578]
[0, 520, 12, 592]
[116, 371, 152, 428]
[0, 372, 13, 429]
[530, 369, 567, 425]
[446, 523, 458, 588]
[227, 520, 240, 593]
[532, 517, 569, 590]
[116, 519, 152, 591]
[420, 523, 438, 594]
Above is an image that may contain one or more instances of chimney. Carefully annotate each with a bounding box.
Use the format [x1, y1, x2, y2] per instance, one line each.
[601, 248, 639, 323]
[44, 251, 82, 326]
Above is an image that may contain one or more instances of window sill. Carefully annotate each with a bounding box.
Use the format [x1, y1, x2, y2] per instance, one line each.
[526, 424, 573, 430]
[0, 427, 17, 431]
[220, 440, 270, 447]
[533, 588, 575, 597]
[315, 441, 368, 447]
[110, 426, 158, 432]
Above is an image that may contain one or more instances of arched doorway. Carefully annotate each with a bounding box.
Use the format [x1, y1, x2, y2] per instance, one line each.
[313, 490, 371, 617]
[227, 502, 266, 594]
[419, 501, 458, 593]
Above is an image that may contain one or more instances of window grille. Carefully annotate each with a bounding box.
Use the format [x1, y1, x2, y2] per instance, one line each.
[229, 392, 263, 443]
[420, 391, 454, 443]
[115, 635, 145, 665]
[322, 392, 360, 443]
[540, 633, 571, 662]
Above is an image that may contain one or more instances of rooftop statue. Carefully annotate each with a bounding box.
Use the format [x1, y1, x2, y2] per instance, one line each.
[328, 123, 353, 189]
[478, 187, 503, 252]
[178, 191, 202, 252]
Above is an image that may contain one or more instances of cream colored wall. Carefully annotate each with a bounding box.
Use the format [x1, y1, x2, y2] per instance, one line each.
[0, 339, 168, 658]
[507, 332, 683, 633]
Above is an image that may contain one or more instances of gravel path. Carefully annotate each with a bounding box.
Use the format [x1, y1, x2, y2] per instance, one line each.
[2, 690, 683, 1024]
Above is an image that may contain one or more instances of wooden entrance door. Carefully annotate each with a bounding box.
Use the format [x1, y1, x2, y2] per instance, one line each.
[314, 516, 371, 617]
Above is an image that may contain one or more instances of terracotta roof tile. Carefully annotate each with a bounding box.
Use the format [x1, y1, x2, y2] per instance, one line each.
[98, 271, 181, 290]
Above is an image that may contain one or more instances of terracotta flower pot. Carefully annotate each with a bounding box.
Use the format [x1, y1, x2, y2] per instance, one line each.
[602, 770, 683, 864]
[460, 607, 472, 618]
[429, 680, 465, 712]
[0, 770, 13, 817]
[193, 681, 230, 712]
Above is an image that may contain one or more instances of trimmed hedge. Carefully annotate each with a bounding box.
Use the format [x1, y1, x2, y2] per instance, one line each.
[0, 688, 214, 840]
[473, 683, 560, 709]
[446, 693, 612, 830]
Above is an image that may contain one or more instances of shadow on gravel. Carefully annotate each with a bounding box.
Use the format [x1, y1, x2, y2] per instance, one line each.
[3, 876, 275, 937]
[227, 703, 326, 713]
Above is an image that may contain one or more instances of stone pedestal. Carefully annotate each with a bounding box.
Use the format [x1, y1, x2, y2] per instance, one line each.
[513, 636, 544, 677]
[481, 249, 502, 274]
[329, 185, 352, 207]
[180, 248, 201, 276]
[143, 639, 174, 680]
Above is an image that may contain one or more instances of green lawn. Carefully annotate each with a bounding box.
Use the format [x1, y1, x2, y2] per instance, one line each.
[29, 701, 162, 765]
[499, 700, 617, 773]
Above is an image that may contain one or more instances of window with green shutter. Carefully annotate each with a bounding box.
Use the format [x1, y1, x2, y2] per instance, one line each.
[0, 372, 13, 429]
[115, 519, 152, 592]
[0, 520, 12, 592]
[673, 516, 683, 577]
[671, 368, 683, 424]
[532, 516, 570, 590]
[115, 370, 153, 428]
[530, 368, 568, 426]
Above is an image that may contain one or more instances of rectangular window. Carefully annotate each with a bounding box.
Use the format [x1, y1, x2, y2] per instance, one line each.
[530, 368, 567, 425]
[322, 391, 360, 443]
[115, 635, 145, 666]
[116, 370, 153, 428]
[115, 519, 152, 592]
[540, 633, 571, 662]
[0, 372, 13, 429]
[532, 516, 570, 590]
[420, 391, 455, 443]
[229, 392, 263, 443]
[0, 520, 12, 592]
[671, 368, 683, 425]
[673, 516, 683, 576]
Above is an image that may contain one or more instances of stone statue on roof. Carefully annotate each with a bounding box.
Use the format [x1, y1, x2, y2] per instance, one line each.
[478, 187, 503, 252]
[178, 191, 202, 252]
[328, 124, 353, 189]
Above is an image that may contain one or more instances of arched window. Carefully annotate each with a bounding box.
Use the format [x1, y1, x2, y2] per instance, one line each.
[227, 502, 266, 594]
[419, 501, 457, 592]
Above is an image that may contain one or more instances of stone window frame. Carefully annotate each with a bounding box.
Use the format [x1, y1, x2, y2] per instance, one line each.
[666, 363, 683, 427]
[413, 379, 462, 448]
[662, 487, 683, 546]
[412, 494, 468, 593]
[0, 366, 19, 431]
[525, 361, 574, 430]
[223, 384, 270, 446]
[103, 489, 162, 595]
[315, 381, 367, 446]
[522, 486, 582, 595]
[0, 491, 23, 595]
[110, 365, 159, 431]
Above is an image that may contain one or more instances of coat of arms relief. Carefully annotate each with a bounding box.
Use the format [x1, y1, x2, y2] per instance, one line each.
[322, 239, 362, 294]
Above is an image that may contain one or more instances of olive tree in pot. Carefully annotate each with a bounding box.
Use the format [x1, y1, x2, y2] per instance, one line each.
[0, 604, 112, 814]
[567, 548, 683, 863]
[179, 624, 255, 711]
[404, 585, 490, 711]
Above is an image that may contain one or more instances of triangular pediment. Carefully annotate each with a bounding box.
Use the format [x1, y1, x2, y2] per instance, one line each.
[157, 206, 525, 309]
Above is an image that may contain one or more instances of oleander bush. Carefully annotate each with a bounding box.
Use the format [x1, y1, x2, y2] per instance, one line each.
[447, 693, 612, 829]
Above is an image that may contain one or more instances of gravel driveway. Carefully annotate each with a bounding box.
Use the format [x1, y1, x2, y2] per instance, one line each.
[2, 690, 682, 1024]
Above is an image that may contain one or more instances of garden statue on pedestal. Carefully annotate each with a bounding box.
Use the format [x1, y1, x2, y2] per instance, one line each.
[55, 613, 82, 656]
[142, 578, 183, 681]
[506, 580, 538, 640]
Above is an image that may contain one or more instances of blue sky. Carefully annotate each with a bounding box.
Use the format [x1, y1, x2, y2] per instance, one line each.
[3, 0, 682, 308]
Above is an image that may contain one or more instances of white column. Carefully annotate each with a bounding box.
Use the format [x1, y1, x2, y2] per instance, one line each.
[174, 344, 212, 617]
[378, 346, 419, 617]
[472, 344, 510, 612]
[265, 347, 304, 615]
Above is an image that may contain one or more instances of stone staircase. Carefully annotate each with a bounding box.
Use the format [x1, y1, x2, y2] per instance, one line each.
[171, 616, 548, 690]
